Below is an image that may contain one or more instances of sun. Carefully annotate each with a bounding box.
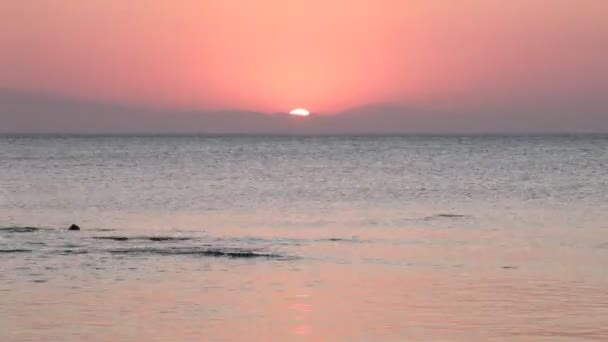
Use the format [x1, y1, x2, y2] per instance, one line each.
[289, 108, 310, 116]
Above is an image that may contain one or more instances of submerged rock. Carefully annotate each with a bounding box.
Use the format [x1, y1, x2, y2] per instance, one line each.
[68, 224, 81, 231]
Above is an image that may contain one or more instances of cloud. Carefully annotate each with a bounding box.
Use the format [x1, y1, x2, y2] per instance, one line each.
[2, 89, 606, 134]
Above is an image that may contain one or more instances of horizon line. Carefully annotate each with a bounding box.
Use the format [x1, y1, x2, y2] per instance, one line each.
[2, 132, 607, 137]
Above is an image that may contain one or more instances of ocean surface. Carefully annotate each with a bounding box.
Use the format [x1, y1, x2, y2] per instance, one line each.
[1, 135, 608, 341]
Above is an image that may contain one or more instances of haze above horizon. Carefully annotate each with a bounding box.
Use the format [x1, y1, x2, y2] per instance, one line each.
[1, 1, 607, 133]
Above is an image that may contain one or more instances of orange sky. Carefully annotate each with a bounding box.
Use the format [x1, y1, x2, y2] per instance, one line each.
[1, 0, 607, 114]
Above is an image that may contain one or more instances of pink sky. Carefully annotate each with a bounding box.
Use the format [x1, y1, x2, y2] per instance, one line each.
[1, 1, 607, 130]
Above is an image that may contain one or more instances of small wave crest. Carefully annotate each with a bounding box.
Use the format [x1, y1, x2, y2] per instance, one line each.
[424, 214, 472, 221]
[92, 236, 129, 241]
[0, 226, 48, 233]
[596, 242, 608, 249]
[92, 236, 192, 242]
[108, 247, 283, 259]
[0, 249, 32, 253]
[318, 237, 365, 243]
[58, 250, 89, 255]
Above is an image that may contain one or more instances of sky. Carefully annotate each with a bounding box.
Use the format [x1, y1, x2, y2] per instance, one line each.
[1, 0, 607, 133]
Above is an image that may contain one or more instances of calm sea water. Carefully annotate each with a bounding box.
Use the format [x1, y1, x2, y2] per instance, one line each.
[1, 135, 608, 341]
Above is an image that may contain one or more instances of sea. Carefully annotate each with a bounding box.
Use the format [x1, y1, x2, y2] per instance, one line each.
[1, 135, 608, 341]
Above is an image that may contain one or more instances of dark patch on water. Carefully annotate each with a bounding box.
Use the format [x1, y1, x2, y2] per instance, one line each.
[92, 236, 191, 242]
[424, 214, 472, 220]
[278, 241, 303, 246]
[0, 227, 46, 233]
[62, 244, 84, 248]
[596, 242, 608, 249]
[319, 237, 365, 243]
[148, 236, 191, 242]
[26, 242, 47, 246]
[108, 247, 284, 259]
[501, 265, 519, 270]
[200, 249, 280, 258]
[93, 236, 130, 241]
[59, 250, 89, 255]
[0, 249, 32, 253]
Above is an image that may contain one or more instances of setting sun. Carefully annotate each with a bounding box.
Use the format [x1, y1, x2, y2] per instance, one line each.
[289, 108, 310, 116]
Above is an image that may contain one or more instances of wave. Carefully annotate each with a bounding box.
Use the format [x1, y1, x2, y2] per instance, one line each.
[0, 226, 49, 233]
[92, 236, 129, 241]
[108, 247, 283, 259]
[1, 227, 289, 259]
[92, 236, 192, 242]
[424, 214, 472, 220]
[149, 236, 191, 242]
[0, 249, 32, 253]
[318, 237, 366, 243]
[596, 242, 608, 249]
[58, 250, 89, 255]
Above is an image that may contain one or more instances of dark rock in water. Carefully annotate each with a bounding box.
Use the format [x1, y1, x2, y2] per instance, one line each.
[68, 224, 81, 231]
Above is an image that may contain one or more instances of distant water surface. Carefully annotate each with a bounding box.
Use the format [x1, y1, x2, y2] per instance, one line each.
[1, 135, 608, 341]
